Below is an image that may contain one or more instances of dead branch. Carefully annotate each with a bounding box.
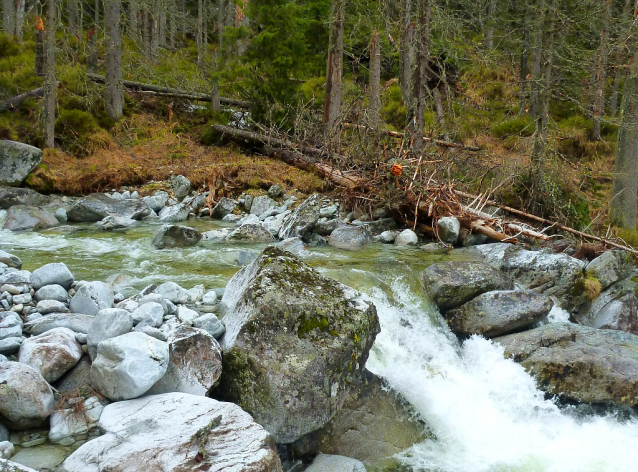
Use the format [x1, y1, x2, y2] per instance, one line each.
[0, 87, 45, 112]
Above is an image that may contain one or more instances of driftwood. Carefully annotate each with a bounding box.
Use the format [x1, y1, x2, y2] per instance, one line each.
[86, 74, 250, 109]
[0, 87, 45, 112]
[343, 123, 481, 151]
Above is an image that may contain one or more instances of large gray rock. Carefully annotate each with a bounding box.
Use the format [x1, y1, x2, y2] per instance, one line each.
[142, 194, 167, 213]
[586, 250, 634, 290]
[96, 215, 138, 231]
[70, 281, 114, 316]
[193, 313, 225, 339]
[211, 197, 237, 219]
[87, 309, 134, 360]
[226, 222, 275, 243]
[36, 299, 69, 314]
[148, 323, 222, 396]
[54, 356, 94, 394]
[49, 396, 104, 446]
[3, 205, 58, 231]
[18, 328, 83, 382]
[437, 216, 461, 245]
[0, 269, 31, 285]
[278, 193, 322, 240]
[158, 202, 190, 222]
[152, 224, 202, 249]
[0, 362, 55, 429]
[250, 195, 278, 216]
[0, 459, 39, 471]
[25, 313, 94, 336]
[67, 194, 152, 223]
[394, 228, 418, 246]
[445, 290, 554, 338]
[305, 455, 366, 472]
[90, 332, 169, 401]
[574, 278, 638, 334]
[0, 337, 22, 355]
[59, 392, 282, 472]
[217, 247, 380, 443]
[420, 261, 514, 312]
[0, 186, 49, 209]
[169, 174, 191, 200]
[34, 284, 69, 303]
[329, 225, 373, 251]
[31, 262, 74, 290]
[131, 302, 164, 327]
[0, 313, 22, 340]
[155, 282, 189, 304]
[8, 445, 66, 470]
[0, 141, 42, 186]
[495, 323, 638, 406]
[0, 250, 21, 269]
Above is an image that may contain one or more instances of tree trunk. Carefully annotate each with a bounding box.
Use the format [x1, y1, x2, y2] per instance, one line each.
[129, 0, 138, 41]
[68, 0, 79, 38]
[518, 20, 529, 115]
[410, 0, 432, 152]
[2, 0, 15, 35]
[150, 7, 159, 59]
[168, 0, 175, 48]
[35, 0, 45, 76]
[159, 1, 166, 47]
[87, 0, 99, 73]
[43, 0, 57, 148]
[610, 0, 634, 116]
[611, 55, 638, 229]
[369, 32, 381, 129]
[211, 0, 223, 113]
[105, 0, 123, 120]
[399, 0, 414, 105]
[142, 8, 150, 51]
[433, 85, 446, 133]
[323, 0, 345, 143]
[14, 0, 25, 41]
[592, 0, 611, 141]
[485, 0, 497, 50]
[529, 0, 543, 120]
[197, 0, 203, 65]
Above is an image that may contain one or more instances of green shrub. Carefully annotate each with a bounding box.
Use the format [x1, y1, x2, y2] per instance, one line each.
[491, 116, 534, 138]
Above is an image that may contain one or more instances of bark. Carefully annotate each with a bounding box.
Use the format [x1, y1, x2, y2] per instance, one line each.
[369, 32, 381, 130]
[485, 0, 497, 50]
[0, 87, 45, 112]
[399, 0, 414, 105]
[168, 0, 175, 48]
[197, 0, 203, 65]
[14, 0, 25, 41]
[159, 1, 166, 47]
[611, 55, 638, 229]
[129, 0, 138, 41]
[142, 8, 150, 51]
[43, 0, 57, 148]
[87, 0, 99, 73]
[529, 0, 543, 119]
[592, 0, 611, 141]
[105, 0, 123, 121]
[433, 85, 446, 133]
[69, 0, 79, 38]
[2, 0, 15, 35]
[518, 20, 529, 115]
[149, 1, 159, 60]
[410, 0, 432, 152]
[35, 1, 45, 76]
[323, 0, 345, 143]
[211, 0, 223, 114]
[610, 0, 635, 116]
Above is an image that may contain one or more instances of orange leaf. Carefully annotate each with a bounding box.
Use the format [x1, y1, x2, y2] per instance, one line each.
[390, 163, 403, 177]
[35, 16, 45, 32]
[168, 108, 173, 121]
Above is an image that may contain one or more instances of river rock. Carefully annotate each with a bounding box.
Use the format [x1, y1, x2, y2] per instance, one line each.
[329, 225, 373, 251]
[49, 396, 104, 446]
[59, 392, 282, 472]
[0, 459, 39, 471]
[495, 323, 638, 406]
[264, 211, 291, 236]
[574, 278, 638, 334]
[36, 299, 67, 315]
[394, 228, 418, 246]
[193, 313, 225, 339]
[9, 445, 66, 470]
[217, 247, 380, 443]
[0, 362, 55, 429]
[152, 224, 202, 249]
[67, 194, 152, 223]
[268, 184, 283, 199]
[226, 222, 275, 243]
[421, 261, 514, 311]
[69, 281, 114, 316]
[25, 313, 94, 336]
[0, 250, 21, 270]
[97, 215, 138, 231]
[0, 313, 22, 340]
[158, 202, 190, 222]
[169, 175, 191, 200]
[142, 194, 167, 213]
[211, 197, 237, 219]
[315, 218, 343, 236]
[90, 332, 169, 401]
[31, 262, 74, 290]
[278, 193, 322, 240]
[586, 250, 634, 290]
[0, 141, 42, 186]
[305, 455, 366, 472]
[250, 195, 278, 216]
[34, 284, 69, 303]
[131, 302, 163, 327]
[444, 290, 554, 338]
[437, 216, 461, 245]
[18, 327, 83, 382]
[147, 323, 222, 396]
[0, 337, 22, 355]
[54, 356, 94, 394]
[87, 309, 134, 360]
[0, 186, 50, 209]
[3, 205, 58, 231]
[0, 270, 31, 285]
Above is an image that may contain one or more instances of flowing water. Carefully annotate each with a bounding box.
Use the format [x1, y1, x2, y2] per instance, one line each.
[2, 218, 638, 471]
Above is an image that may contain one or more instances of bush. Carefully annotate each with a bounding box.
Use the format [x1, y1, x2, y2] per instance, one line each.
[491, 116, 534, 138]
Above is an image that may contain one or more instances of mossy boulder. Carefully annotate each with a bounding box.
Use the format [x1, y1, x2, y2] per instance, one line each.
[216, 246, 380, 443]
[574, 278, 638, 334]
[586, 250, 634, 291]
[3, 205, 59, 231]
[0, 140, 42, 187]
[67, 194, 152, 223]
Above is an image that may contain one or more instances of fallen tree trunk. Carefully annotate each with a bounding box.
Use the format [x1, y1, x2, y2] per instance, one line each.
[86, 74, 250, 108]
[0, 87, 45, 112]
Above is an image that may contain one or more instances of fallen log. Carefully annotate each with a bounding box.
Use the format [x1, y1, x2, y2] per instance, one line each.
[0, 87, 45, 112]
[86, 74, 250, 109]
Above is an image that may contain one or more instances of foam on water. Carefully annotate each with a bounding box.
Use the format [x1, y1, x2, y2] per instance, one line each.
[365, 279, 638, 472]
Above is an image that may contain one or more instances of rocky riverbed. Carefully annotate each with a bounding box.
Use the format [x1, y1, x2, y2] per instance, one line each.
[2, 175, 638, 471]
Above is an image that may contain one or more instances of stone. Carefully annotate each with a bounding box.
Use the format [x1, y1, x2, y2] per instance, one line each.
[134, 325, 166, 341]
[437, 216, 461, 244]
[0, 422, 7, 442]
[263, 211, 291, 236]
[0, 362, 55, 430]
[278, 193, 322, 240]
[445, 290, 554, 338]
[67, 194, 151, 223]
[268, 184, 283, 199]
[137, 294, 167, 314]
[96, 215, 138, 231]
[305, 455, 366, 472]
[362, 218, 398, 234]
[3, 205, 58, 231]
[90, 332, 169, 401]
[11, 293, 31, 305]
[420, 261, 514, 312]
[0, 460, 37, 471]
[379, 230, 398, 243]
[319, 204, 339, 218]
[177, 305, 199, 324]
[222, 213, 242, 223]
[0, 141, 42, 186]
[193, 313, 225, 339]
[394, 229, 418, 246]
[158, 202, 190, 222]
[49, 396, 103, 446]
[237, 214, 260, 226]
[202, 290, 217, 305]
[276, 237, 306, 256]
[218, 247, 380, 443]
[574, 278, 638, 334]
[211, 197, 238, 219]
[69, 281, 114, 316]
[459, 228, 488, 247]
[87, 309, 134, 360]
[169, 175, 191, 200]
[0, 313, 22, 340]
[75, 332, 87, 344]
[0, 186, 49, 209]
[25, 313, 94, 336]
[35, 300, 68, 315]
[155, 282, 188, 304]
[226, 222, 275, 243]
[131, 302, 164, 328]
[9, 445, 66, 471]
[59, 392, 282, 472]
[586, 250, 634, 290]
[250, 195, 278, 216]
[0, 270, 31, 285]
[495, 323, 638, 406]
[152, 224, 202, 249]
[0, 338, 22, 355]
[54, 356, 94, 394]
[329, 225, 373, 251]
[0, 441, 14, 459]
[0, 251, 21, 269]
[201, 228, 231, 242]
[142, 194, 167, 213]
[18, 328, 83, 382]
[315, 218, 343, 236]
[34, 284, 69, 303]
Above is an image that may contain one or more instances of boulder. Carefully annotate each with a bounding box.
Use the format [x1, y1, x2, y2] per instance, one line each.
[35, 299, 68, 315]
[0, 270, 31, 285]
[34, 284, 69, 303]
[69, 281, 114, 316]
[0, 250, 21, 269]
[394, 229, 418, 246]
[211, 197, 237, 219]
[0, 141, 42, 186]
[177, 305, 199, 324]
[131, 302, 164, 327]
[437, 216, 461, 245]
[217, 247, 380, 443]
[193, 313, 225, 339]
[54, 356, 94, 394]
[226, 222, 275, 243]
[152, 224, 202, 249]
[0, 313, 22, 340]
[305, 455, 366, 472]
[363, 218, 397, 234]
[0, 362, 55, 429]
[444, 290, 554, 338]
[142, 194, 167, 213]
[315, 218, 343, 236]
[586, 250, 634, 290]
[201, 228, 231, 242]
[268, 184, 283, 199]
[59, 392, 282, 472]
[31, 262, 74, 290]
[0, 186, 49, 209]
[250, 195, 278, 216]
[148, 323, 222, 396]
[263, 211, 291, 236]
[25, 313, 94, 336]
[0, 459, 39, 471]
[169, 175, 191, 200]
[96, 215, 138, 231]
[90, 332, 169, 401]
[49, 396, 104, 446]
[158, 202, 190, 222]
[574, 278, 638, 334]
[3, 205, 58, 231]
[278, 193, 322, 240]
[9, 445, 66, 470]
[0, 337, 22, 355]
[329, 225, 373, 251]
[155, 282, 189, 304]
[420, 261, 514, 311]
[495, 323, 638, 406]
[87, 309, 134, 360]
[18, 328, 83, 382]
[67, 194, 152, 223]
